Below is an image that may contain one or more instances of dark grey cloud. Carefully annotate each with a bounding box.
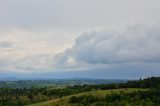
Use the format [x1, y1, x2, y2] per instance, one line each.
[53, 23, 160, 68]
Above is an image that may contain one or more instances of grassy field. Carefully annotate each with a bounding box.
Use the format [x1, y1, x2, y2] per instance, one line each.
[27, 88, 145, 106]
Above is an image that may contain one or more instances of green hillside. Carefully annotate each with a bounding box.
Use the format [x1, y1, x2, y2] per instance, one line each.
[0, 77, 160, 106]
[27, 88, 144, 106]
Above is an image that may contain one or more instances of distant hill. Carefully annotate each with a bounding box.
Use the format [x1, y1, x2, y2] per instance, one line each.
[0, 77, 19, 81]
[0, 79, 127, 88]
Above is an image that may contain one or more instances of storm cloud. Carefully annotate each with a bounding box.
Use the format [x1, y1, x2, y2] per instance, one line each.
[53, 23, 160, 68]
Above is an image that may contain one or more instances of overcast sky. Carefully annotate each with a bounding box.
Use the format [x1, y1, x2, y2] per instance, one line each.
[0, 0, 160, 79]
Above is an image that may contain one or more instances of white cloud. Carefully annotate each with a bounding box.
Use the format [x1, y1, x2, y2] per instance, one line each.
[0, 0, 160, 30]
[0, 0, 160, 74]
[1, 23, 160, 73]
[0, 29, 73, 73]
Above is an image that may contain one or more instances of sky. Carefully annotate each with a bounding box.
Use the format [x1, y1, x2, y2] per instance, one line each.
[0, 0, 160, 79]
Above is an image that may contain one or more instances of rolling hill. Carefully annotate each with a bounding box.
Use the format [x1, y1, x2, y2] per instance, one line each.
[27, 88, 145, 106]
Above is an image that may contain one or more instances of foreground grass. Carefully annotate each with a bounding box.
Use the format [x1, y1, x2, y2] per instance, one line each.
[27, 88, 145, 106]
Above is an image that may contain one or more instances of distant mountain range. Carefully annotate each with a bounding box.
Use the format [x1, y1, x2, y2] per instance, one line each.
[0, 77, 20, 81]
[0, 78, 128, 88]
